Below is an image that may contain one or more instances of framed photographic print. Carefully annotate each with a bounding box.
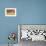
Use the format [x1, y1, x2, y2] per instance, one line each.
[18, 24, 46, 41]
[5, 8, 16, 17]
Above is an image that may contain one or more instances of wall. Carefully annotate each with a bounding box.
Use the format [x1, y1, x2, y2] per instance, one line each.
[0, 0, 46, 44]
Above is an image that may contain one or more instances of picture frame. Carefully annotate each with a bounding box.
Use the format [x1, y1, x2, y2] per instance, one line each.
[18, 24, 46, 41]
[5, 8, 16, 17]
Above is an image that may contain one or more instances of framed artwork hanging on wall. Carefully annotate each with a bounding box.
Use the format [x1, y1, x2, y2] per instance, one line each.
[5, 8, 16, 17]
